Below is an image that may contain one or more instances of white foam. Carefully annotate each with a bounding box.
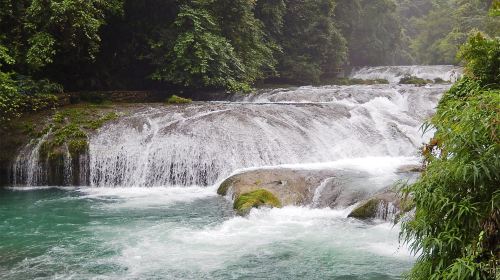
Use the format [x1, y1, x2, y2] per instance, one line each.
[108, 206, 412, 276]
[350, 65, 463, 83]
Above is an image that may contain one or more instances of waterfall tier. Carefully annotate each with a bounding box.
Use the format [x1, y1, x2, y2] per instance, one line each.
[10, 66, 459, 187]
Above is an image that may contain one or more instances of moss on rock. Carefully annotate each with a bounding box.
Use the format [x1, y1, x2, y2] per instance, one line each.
[233, 189, 282, 215]
[68, 139, 88, 157]
[331, 78, 389, 85]
[166, 95, 192, 104]
[348, 198, 380, 220]
[399, 75, 432, 85]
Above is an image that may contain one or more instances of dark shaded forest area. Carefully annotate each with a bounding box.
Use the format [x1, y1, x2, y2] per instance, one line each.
[1, 0, 498, 90]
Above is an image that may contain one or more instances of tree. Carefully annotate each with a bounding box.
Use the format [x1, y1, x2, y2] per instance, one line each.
[401, 33, 500, 280]
[210, 0, 278, 83]
[151, 3, 249, 91]
[410, 0, 500, 65]
[278, 0, 347, 84]
[346, 0, 407, 66]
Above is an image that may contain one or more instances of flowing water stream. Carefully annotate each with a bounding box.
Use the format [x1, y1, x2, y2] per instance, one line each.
[1, 66, 459, 279]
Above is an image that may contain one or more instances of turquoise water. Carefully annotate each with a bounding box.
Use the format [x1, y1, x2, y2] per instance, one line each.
[0, 187, 414, 279]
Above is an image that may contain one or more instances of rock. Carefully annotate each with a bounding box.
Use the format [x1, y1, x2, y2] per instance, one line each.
[217, 167, 390, 214]
[218, 164, 421, 216]
[217, 168, 340, 208]
[348, 191, 410, 222]
[396, 164, 423, 173]
[348, 199, 381, 220]
[233, 189, 282, 215]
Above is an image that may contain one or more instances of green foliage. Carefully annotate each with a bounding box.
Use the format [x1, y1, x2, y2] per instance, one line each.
[53, 124, 87, 146]
[233, 189, 282, 214]
[210, 0, 278, 83]
[166, 95, 192, 104]
[26, 32, 55, 69]
[341, 0, 408, 66]
[86, 112, 119, 130]
[401, 35, 500, 280]
[409, 0, 499, 65]
[255, 0, 286, 39]
[68, 139, 88, 157]
[24, 0, 123, 67]
[278, 0, 347, 83]
[458, 33, 500, 87]
[152, 4, 249, 91]
[0, 75, 60, 127]
[491, 0, 500, 17]
[38, 106, 120, 160]
[1, 0, 496, 95]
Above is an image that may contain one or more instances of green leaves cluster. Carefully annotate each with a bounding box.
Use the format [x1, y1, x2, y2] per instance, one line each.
[151, 0, 350, 88]
[0, 0, 122, 126]
[152, 3, 250, 91]
[0, 74, 61, 127]
[401, 34, 500, 280]
[279, 0, 347, 82]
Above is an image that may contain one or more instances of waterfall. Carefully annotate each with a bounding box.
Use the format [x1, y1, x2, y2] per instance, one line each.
[10, 66, 461, 187]
[88, 84, 444, 187]
[350, 65, 463, 83]
[311, 177, 336, 208]
[12, 130, 51, 186]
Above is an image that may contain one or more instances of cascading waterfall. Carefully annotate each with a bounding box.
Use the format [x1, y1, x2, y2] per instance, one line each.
[350, 65, 462, 83]
[63, 145, 73, 186]
[10, 66, 459, 187]
[12, 130, 51, 186]
[88, 85, 444, 187]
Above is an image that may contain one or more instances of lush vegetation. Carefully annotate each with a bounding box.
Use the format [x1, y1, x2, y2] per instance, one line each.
[1, 0, 498, 127]
[401, 33, 500, 280]
[397, 0, 500, 65]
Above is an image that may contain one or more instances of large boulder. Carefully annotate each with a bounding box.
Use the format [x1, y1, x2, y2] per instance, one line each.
[217, 168, 337, 206]
[217, 164, 420, 216]
[217, 167, 396, 213]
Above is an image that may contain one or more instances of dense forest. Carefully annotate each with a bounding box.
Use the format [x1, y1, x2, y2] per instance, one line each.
[0, 0, 498, 124]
